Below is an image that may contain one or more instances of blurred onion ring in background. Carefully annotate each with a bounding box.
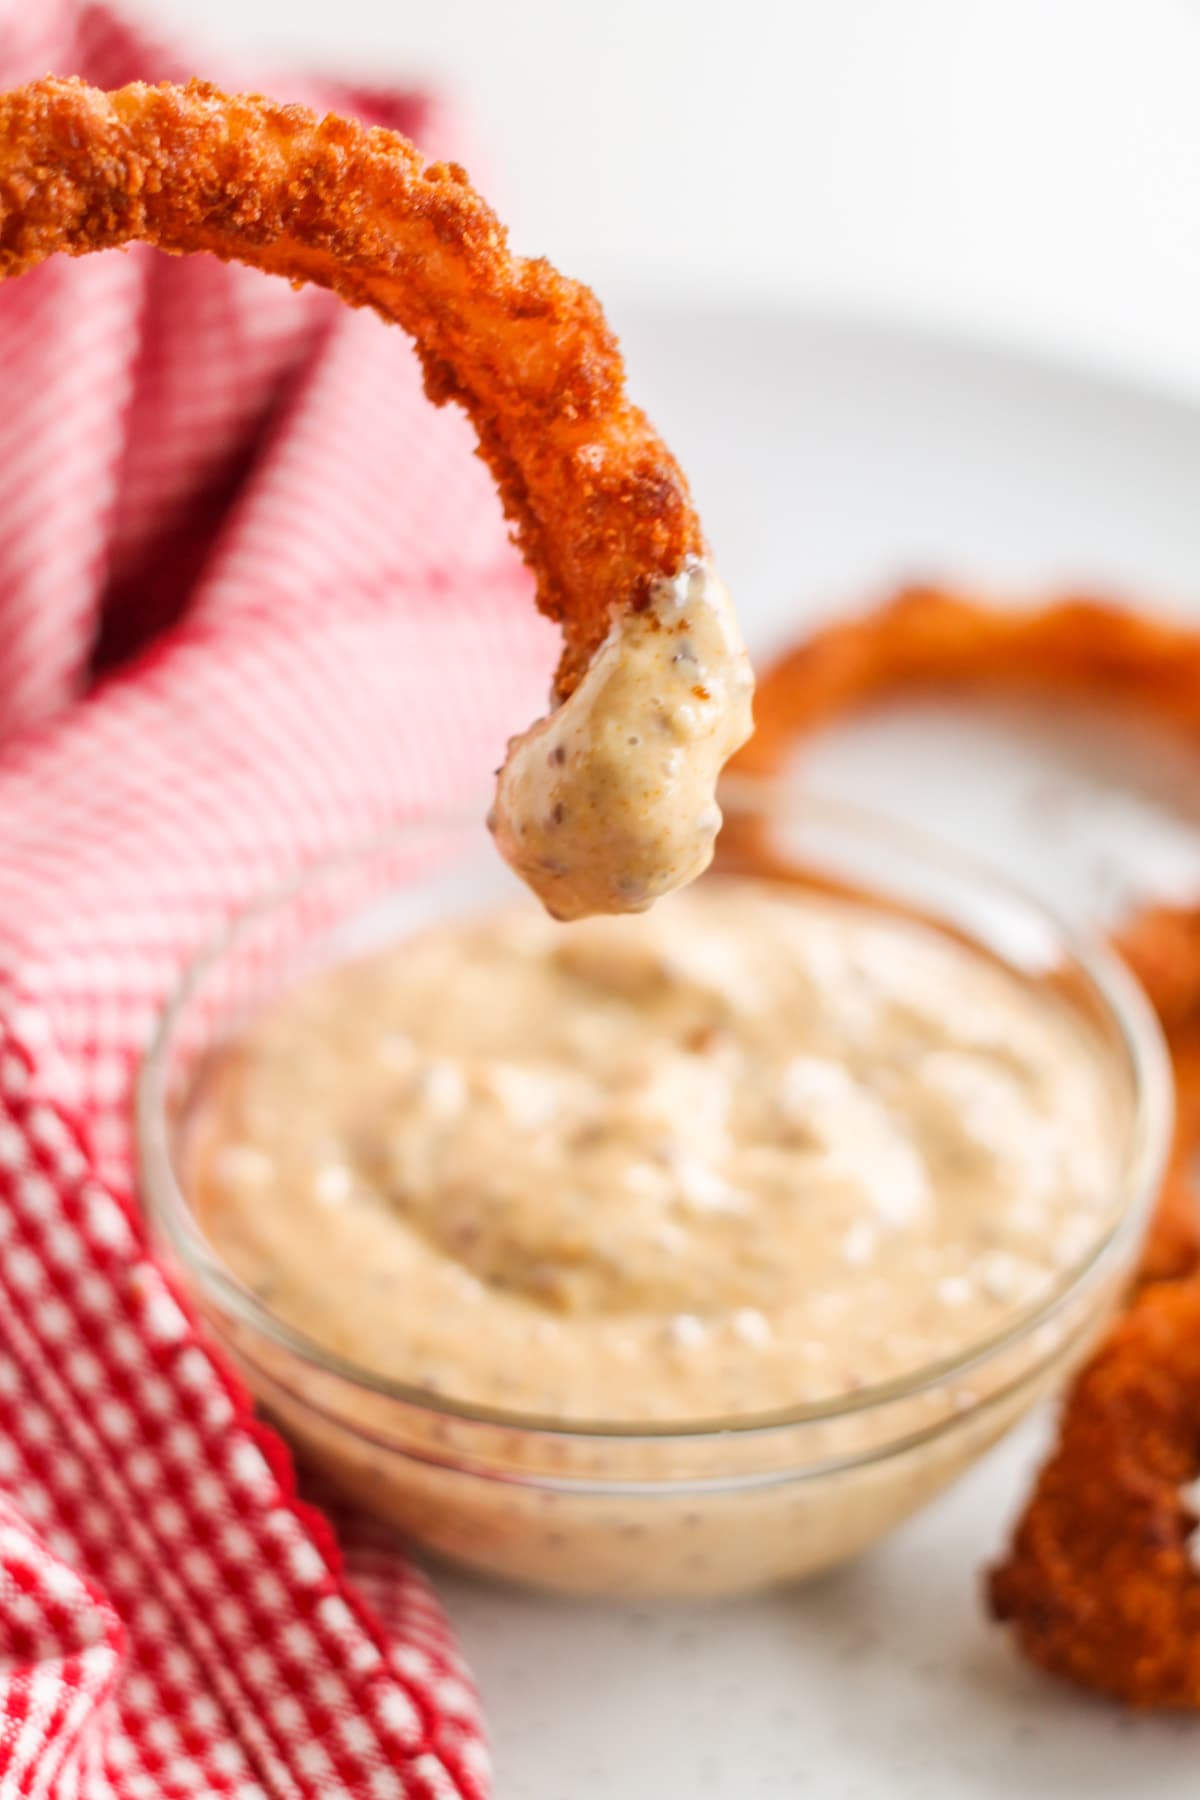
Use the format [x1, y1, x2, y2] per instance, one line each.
[734, 583, 1200, 1706]
[736, 585, 1200, 1034]
[733, 583, 1200, 1280]
[988, 1029, 1200, 1710]
[989, 1271, 1200, 1707]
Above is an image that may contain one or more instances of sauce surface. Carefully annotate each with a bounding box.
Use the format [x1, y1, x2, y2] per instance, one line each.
[187, 881, 1123, 1422]
[490, 560, 755, 919]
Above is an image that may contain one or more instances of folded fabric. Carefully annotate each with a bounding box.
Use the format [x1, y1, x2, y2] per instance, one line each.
[0, 4, 555, 1794]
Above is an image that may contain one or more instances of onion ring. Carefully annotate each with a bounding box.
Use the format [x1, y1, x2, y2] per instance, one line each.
[736, 583, 1200, 1029]
[988, 1273, 1200, 1707]
[0, 77, 753, 918]
[737, 580, 1200, 1704]
[1141, 1021, 1200, 1286]
[988, 1026, 1200, 1706]
[736, 581, 1200, 1282]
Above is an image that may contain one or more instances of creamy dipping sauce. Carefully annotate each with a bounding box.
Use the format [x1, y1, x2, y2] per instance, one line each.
[489, 559, 755, 920]
[186, 880, 1123, 1425]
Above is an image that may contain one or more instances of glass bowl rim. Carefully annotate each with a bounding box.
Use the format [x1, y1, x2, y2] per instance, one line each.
[136, 782, 1173, 1445]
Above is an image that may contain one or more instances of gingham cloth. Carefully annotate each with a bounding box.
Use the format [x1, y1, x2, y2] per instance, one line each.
[0, 5, 557, 1794]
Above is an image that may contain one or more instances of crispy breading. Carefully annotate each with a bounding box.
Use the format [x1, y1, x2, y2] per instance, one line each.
[989, 1028, 1200, 1705]
[738, 581, 1200, 1285]
[988, 1276, 1200, 1706]
[0, 76, 702, 695]
[738, 584, 1200, 1028]
[1142, 1024, 1200, 1285]
[741, 583, 1200, 1705]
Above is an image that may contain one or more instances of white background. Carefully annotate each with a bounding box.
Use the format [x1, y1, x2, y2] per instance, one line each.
[149, 0, 1200, 399]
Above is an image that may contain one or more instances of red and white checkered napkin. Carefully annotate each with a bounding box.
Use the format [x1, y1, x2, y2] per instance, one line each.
[0, 4, 558, 1794]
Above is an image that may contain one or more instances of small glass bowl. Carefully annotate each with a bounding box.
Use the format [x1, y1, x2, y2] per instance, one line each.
[137, 787, 1172, 1598]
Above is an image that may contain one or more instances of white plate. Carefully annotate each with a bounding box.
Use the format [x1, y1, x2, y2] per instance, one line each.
[438, 305, 1200, 1799]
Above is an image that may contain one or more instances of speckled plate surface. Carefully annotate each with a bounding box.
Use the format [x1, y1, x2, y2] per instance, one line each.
[441, 303, 1200, 1799]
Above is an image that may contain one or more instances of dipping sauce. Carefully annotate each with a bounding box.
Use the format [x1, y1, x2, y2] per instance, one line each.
[186, 879, 1124, 1425]
[489, 559, 755, 920]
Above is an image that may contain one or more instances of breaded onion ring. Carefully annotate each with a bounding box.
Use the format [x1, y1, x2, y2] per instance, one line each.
[738, 582, 1200, 1704]
[988, 1028, 1200, 1706]
[989, 1275, 1200, 1707]
[0, 77, 753, 918]
[1140, 1022, 1200, 1286]
[737, 584, 1200, 1029]
[736, 582, 1200, 1282]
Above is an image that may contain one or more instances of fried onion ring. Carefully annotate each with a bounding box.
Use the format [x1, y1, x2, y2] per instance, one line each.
[0, 77, 753, 918]
[988, 1028, 1200, 1705]
[738, 580, 1200, 1704]
[1141, 1022, 1200, 1286]
[737, 584, 1200, 1029]
[988, 1275, 1200, 1707]
[736, 581, 1200, 1281]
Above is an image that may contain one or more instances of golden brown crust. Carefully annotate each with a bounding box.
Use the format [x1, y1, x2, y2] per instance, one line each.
[0, 77, 702, 691]
[741, 584, 1200, 755]
[1141, 1023, 1200, 1286]
[737, 584, 1200, 1029]
[988, 1277, 1200, 1706]
[988, 1019, 1200, 1706]
[736, 583, 1200, 1283]
[739, 583, 1200, 1705]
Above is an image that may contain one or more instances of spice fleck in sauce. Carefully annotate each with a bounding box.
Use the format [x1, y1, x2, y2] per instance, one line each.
[489, 559, 755, 919]
[187, 880, 1124, 1423]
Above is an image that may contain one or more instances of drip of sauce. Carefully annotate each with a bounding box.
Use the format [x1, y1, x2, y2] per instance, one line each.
[489, 558, 755, 920]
